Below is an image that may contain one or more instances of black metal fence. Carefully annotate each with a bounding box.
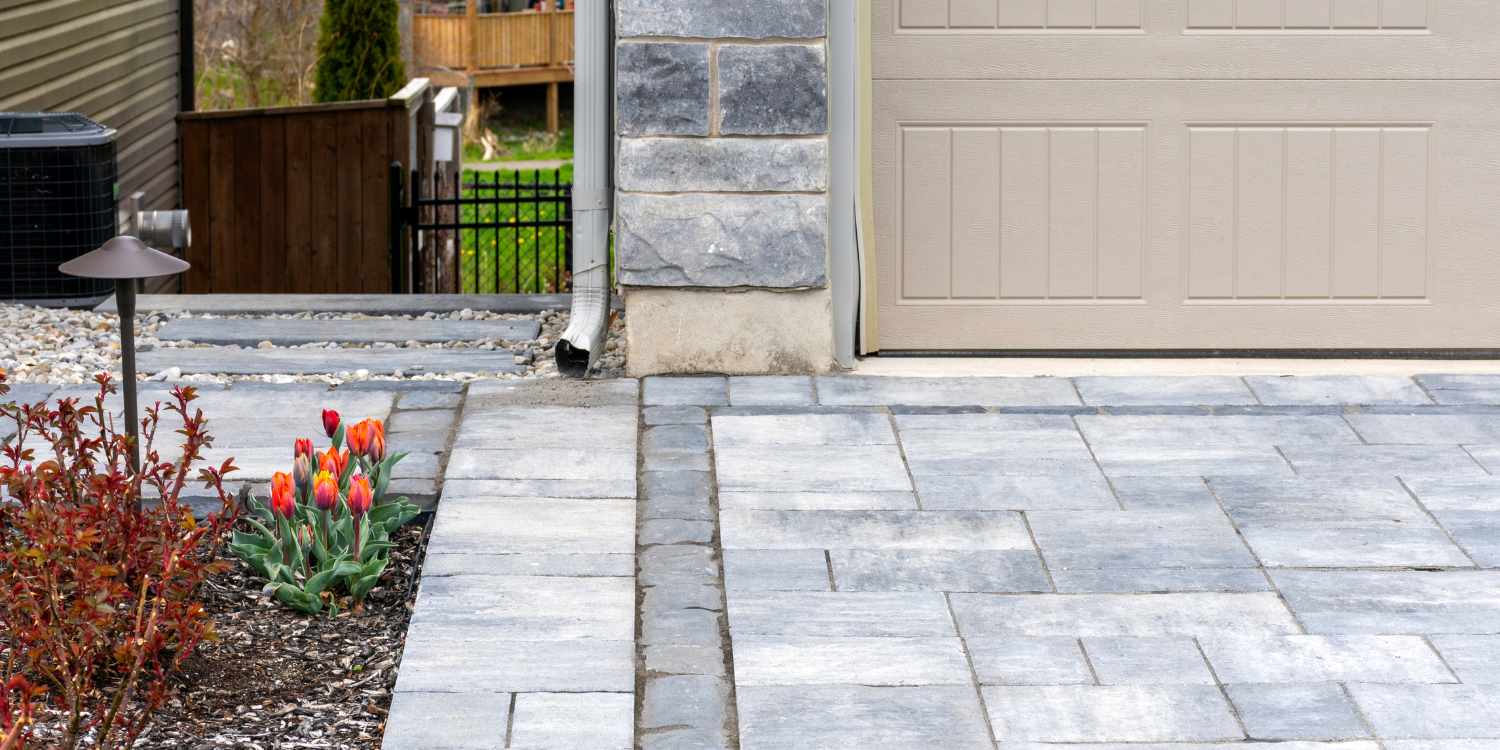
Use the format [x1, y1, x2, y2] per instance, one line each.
[392, 165, 572, 294]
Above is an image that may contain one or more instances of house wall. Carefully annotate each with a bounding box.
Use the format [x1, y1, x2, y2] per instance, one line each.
[614, 0, 834, 374]
[1, 0, 184, 289]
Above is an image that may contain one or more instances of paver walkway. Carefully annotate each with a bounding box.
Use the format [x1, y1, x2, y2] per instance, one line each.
[635, 374, 1500, 749]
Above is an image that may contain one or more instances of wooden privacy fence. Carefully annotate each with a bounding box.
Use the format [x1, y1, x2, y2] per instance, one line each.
[177, 81, 432, 294]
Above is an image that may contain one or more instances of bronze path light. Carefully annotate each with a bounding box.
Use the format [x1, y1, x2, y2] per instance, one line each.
[59, 236, 190, 471]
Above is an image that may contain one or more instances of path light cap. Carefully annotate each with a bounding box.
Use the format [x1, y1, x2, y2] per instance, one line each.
[58, 235, 190, 279]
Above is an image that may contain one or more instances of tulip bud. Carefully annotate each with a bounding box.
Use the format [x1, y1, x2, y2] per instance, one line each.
[322, 409, 340, 439]
[294, 438, 314, 460]
[270, 471, 296, 519]
[347, 473, 373, 517]
[293, 453, 312, 494]
[313, 470, 339, 512]
[367, 431, 386, 463]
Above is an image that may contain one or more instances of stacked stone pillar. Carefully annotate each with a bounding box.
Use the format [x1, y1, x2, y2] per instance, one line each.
[615, 1, 834, 375]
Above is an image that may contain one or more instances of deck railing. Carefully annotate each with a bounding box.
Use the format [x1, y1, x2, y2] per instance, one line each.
[414, 10, 574, 72]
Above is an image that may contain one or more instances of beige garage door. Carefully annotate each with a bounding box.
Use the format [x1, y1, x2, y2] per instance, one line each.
[872, 0, 1500, 350]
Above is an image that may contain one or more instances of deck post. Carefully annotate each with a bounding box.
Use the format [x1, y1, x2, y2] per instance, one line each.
[466, 0, 479, 73]
[547, 81, 559, 134]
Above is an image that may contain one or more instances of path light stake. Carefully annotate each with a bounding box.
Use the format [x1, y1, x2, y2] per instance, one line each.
[59, 236, 190, 472]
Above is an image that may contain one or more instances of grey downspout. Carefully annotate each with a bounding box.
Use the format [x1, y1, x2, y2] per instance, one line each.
[557, 0, 612, 377]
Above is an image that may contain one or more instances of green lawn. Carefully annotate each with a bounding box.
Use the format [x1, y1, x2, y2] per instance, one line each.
[456, 166, 574, 294]
[461, 128, 575, 164]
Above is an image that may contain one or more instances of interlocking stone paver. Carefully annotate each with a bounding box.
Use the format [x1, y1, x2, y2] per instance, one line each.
[722, 549, 831, 591]
[645, 493, 716, 520]
[1211, 476, 1473, 568]
[509, 692, 634, 750]
[644, 452, 713, 471]
[1403, 476, 1500, 567]
[382, 691, 511, 750]
[396, 390, 462, 410]
[728, 375, 816, 405]
[137, 347, 527, 375]
[445, 447, 636, 482]
[642, 675, 729, 729]
[915, 474, 1119, 510]
[719, 490, 919, 510]
[1107, 476, 1219, 510]
[409, 575, 635, 641]
[1346, 684, 1500, 738]
[1346, 414, 1500, 444]
[734, 685, 992, 750]
[1082, 637, 1216, 685]
[1051, 568, 1273, 594]
[966, 637, 1094, 685]
[733, 636, 971, 686]
[426, 498, 635, 554]
[814, 376, 1081, 406]
[1200, 635, 1454, 683]
[895, 412, 1077, 432]
[395, 638, 635, 692]
[725, 591, 956, 636]
[1429, 635, 1500, 683]
[457, 408, 638, 449]
[644, 405, 708, 425]
[646, 645, 727, 676]
[903, 442, 1101, 477]
[721, 509, 1034, 550]
[1075, 375, 1260, 406]
[983, 685, 1243, 741]
[643, 470, 714, 497]
[389, 408, 455, 432]
[1028, 510, 1256, 570]
[643, 582, 724, 611]
[714, 412, 895, 445]
[1244, 375, 1433, 405]
[1077, 415, 1359, 446]
[644, 376, 729, 406]
[640, 545, 719, 586]
[643, 424, 710, 453]
[828, 549, 1050, 592]
[1093, 445, 1295, 476]
[643, 608, 724, 646]
[1226, 683, 1371, 740]
[951, 592, 1301, 637]
[640, 518, 716, 545]
[1458, 444, 1500, 476]
[421, 552, 634, 577]
[1271, 571, 1500, 634]
[715, 443, 913, 492]
[1416, 374, 1500, 391]
[1278, 444, 1488, 477]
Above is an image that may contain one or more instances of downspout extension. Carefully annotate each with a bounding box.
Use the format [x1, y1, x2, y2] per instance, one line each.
[558, 0, 612, 377]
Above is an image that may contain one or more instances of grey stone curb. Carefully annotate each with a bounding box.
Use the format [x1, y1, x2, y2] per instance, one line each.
[637, 396, 736, 750]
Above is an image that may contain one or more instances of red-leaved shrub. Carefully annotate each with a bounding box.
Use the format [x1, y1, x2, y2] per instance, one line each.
[0, 375, 240, 750]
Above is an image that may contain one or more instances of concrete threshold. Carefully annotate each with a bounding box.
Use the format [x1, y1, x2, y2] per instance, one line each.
[853, 357, 1500, 377]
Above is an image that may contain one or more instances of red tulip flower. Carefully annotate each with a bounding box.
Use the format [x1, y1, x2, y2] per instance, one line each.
[270, 472, 296, 519]
[367, 431, 387, 463]
[345, 420, 371, 458]
[312, 470, 339, 512]
[319, 447, 348, 479]
[322, 409, 340, 438]
[347, 473, 373, 517]
[294, 437, 314, 460]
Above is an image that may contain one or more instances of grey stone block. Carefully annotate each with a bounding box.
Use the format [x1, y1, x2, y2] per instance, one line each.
[383, 691, 511, 750]
[1076, 414, 1361, 446]
[1093, 445, 1294, 477]
[720, 509, 1033, 551]
[1245, 375, 1433, 406]
[645, 452, 713, 472]
[1051, 568, 1272, 594]
[617, 0, 826, 38]
[815, 375, 1081, 407]
[1345, 684, 1500, 738]
[390, 430, 450, 455]
[1417, 374, 1500, 391]
[719, 490, 919, 511]
[735, 685, 992, 749]
[915, 475, 1118, 511]
[725, 590, 956, 637]
[715, 412, 895, 446]
[644, 376, 728, 406]
[1026, 510, 1257, 570]
[616, 193, 828, 287]
[644, 424, 709, 453]
[1075, 375, 1259, 406]
[644, 582, 724, 611]
[390, 408, 455, 432]
[1109, 476, 1218, 511]
[617, 43, 711, 136]
[1346, 413, 1500, 444]
[715, 444, 912, 492]
[646, 493, 715, 520]
[732, 635, 971, 686]
[509, 692, 635, 750]
[1227, 683, 1370, 740]
[982, 685, 1242, 741]
[1270, 570, 1500, 634]
[1278, 444, 1487, 477]
[717, 44, 827, 135]
[410, 576, 634, 641]
[464, 378, 638, 408]
[643, 608, 724, 646]
[398, 391, 462, 410]
[386, 478, 438, 507]
[828, 549, 1050, 593]
[421, 552, 634, 577]
[639, 727, 729, 750]
[1082, 636, 1217, 685]
[392, 450, 442, 479]
[645, 405, 708, 425]
[642, 675, 728, 730]
[950, 592, 1300, 637]
[395, 639, 635, 693]
[723, 548, 831, 591]
[427, 498, 635, 554]
[640, 544, 720, 585]
[644, 470, 713, 498]
[336, 379, 464, 392]
[1430, 635, 1500, 683]
[1199, 635, 1453, 684]
[728, 375, 817, 406]
[155, 318, 540, 346]
[641, 518, 716, 545]
[646, 645, 726, 676]
[618, 138, 827, 193]
[136, 347, 525, 376]
[1, 383, 57, 406]
[967, 637, 1094, 686]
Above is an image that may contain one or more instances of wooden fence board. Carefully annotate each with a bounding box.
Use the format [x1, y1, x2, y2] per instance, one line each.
[335, 109, 363, 294]
[309, 112, 339, 294]
[259, 117, 287, 293]
[207, 121, 235, 293]
[180, 118, 211, 292]
[232, 117, 262, 292]
[284, 115, 313, 294]
[360, 108, 391, 293]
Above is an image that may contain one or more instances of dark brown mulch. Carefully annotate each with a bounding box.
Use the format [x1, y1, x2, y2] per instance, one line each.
[128, 520, 431, 750]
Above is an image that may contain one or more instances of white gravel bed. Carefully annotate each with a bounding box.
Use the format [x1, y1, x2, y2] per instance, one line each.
[0, 302, 627, 386]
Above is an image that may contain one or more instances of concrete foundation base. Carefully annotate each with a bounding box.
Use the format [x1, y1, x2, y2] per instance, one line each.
[624, 287, 834, 375]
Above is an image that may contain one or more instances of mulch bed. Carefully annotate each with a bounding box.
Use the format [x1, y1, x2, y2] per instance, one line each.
[127, 519, 431, 750]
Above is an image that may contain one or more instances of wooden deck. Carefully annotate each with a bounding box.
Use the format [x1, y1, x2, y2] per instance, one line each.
[413, 9, 573, 131]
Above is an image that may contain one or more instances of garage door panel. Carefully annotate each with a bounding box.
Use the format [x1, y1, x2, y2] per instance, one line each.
[1097, 127, 1146, 298]
[951, 129, 1003, 298]
[901, 128, 954, 299]
[1285, 129, 1334, 298]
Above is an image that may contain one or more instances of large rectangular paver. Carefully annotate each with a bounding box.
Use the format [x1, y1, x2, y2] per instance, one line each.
[719, 491, 920, 510]
[1110, 477, 1218, 512]
[382, 691, 511, 750]
[814, 376, 1081, 406]
[426, 498, 635, 554]
[1074, 376, 1259, 406]
[1211, 476, 1473, 568]
[1272, 571, 1500, 634]
[137, 347, 526, 375]
[983, 685, 1243, 741]
[1051, 568, 1272, 594]
[732, 636, 972, 686]
[714, 412, 895, 446]
[1244, 375, 1433, 406]
[1404, 476, 1500, 567]
[725, 591, 956, 637]
[915, 474, 1119, 510]
[1226, 683, 1371, 740]
[1027, 510, 1257, 570]
[1093, 445, 1294, 476]
[1082, 637, 1216, 685]
[828, 549, 1050, 592]
[409, 575, 635, 641]
[736, 685, 992, 750]
[155, 317, 541, 345]
[715, 443, 913, 492]
[1199, 635, 1455, 683]
[1278, 444, 1487, 477]
[951, 592, 1301, 637]
[1429, 635, 1500, 683]
[728, 375, 816, 405]
[1077, 415, 1360, 446]
[967, 637, 1094, 685]
[720, 509, 1034, 550]
[394, 638, 635, 693]
[508, 692, 634, 750]
[1347, 684, 1500, 738]
[643, 376, 727, 405]
[724, 549, 832, 591]
[1347, 414, 1500, 445]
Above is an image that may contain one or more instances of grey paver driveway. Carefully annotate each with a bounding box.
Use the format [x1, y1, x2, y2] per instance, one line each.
[692, 375, 1500, 748]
